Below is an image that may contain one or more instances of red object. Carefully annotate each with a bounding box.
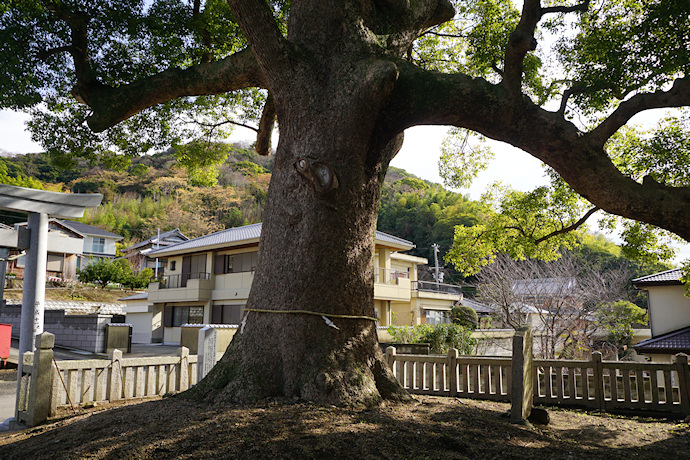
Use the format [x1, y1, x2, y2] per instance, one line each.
[0, 324, 11, 363]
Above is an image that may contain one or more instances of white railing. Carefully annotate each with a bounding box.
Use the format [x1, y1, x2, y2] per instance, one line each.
[534, 354, 690, 415]
[385, 347, 512, 401]
[385, 345, 690, 417]
[50, 349, 197, 411]
[16, 332, 197, 427]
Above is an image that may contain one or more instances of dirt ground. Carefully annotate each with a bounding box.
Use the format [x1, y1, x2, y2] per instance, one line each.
[0, 385, 689, 460]
[3, 286, 140, 304]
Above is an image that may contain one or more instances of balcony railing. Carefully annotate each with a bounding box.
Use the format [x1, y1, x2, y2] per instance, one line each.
[159, 272, 210, 289]
[414, 281, 464, 295]
[375, 268, 409, 284]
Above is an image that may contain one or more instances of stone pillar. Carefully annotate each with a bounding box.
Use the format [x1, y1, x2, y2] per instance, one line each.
[197, 326, 218, 382]
[674, 353, 690, 416]
[0, 247, 8, 302]
[19, 212, 49, 357]
[178, 347, 190, 391]
[109, 349, 123, 401]
[510, 325, 534, 424]
[28, 332, 54, 427]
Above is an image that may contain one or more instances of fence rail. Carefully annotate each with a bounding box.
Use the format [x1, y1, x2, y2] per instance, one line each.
[534, 354, 690, 415]
[16, 332, 198, 427]
[386, 345, 690, 418]
[386, 347, 512, 401]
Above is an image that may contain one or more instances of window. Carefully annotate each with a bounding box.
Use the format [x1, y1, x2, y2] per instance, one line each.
[170, 261, 176, 271]
[92, 237, 105, 253]
[425, 310, 450, 325]
[214, 251, 259, 274]
[211, 304, 245, 324]
[164, 306, 204, 327]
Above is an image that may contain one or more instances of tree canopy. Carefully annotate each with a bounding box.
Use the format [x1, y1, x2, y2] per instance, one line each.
[2, 0, 689, 406]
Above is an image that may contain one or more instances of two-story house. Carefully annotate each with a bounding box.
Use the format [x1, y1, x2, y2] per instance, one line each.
[121, 228, 189, 274]
[632, 268, 690, 362]
[133, 223, 461, 345]
[9, 219, 123, 280]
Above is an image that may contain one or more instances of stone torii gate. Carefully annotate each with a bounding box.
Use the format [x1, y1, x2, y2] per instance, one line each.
[0, 184, 102, 363]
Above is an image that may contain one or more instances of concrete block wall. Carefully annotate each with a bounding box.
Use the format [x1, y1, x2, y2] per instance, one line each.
[0, 304, 113, 353]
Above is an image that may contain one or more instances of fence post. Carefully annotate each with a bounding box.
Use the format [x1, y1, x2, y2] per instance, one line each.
[385, 346, 396, 374]
[448, 348, 458, 397]
[178, 347, 189, 391]
[197, 326, 218, 382]
[510, 326, 533, 424]
[109, 349, 123, 401]
[21, 332, 55, 428]
[591, 352, 604, 411]
[674, 354, 690, 416]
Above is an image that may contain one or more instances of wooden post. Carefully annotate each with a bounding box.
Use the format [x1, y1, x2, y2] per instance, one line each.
[674, 354, 690, 415]
[448, 348, 458, 397]
[108, 349, 123, 401]
[510, 326, 533, 424]
[25, 332, 54, 427]
[178, 347, 189, 391]
[591, 352, 604, 411]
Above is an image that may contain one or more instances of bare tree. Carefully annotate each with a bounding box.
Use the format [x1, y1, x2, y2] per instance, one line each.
[476, 253, 631, 359]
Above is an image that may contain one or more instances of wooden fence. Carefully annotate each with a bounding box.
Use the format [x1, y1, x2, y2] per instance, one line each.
[386, 341, 690, 418]
[385, 347, 512, 402]
[16, 332, 197, 427]
[534, 353, 690, 415]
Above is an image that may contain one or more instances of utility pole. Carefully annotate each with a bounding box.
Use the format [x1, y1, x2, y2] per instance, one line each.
[432, 243, 440, 289]
[154, 228, 160, 278]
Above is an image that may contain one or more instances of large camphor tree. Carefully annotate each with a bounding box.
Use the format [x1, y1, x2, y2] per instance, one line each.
[2, 0, 689, 406]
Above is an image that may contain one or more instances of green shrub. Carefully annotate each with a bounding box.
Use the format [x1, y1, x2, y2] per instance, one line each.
[450, 305, 479, 329]
[233, 161, 265, 176]
[386, 323, 476, 355]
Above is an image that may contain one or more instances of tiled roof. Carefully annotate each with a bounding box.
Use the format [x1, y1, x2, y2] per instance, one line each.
[149, 223, 414, 256]
[632, 268, 683, 286]
[57, 220, 123, 240]
[125, 229, 189, 251]
[5, 299, 125, 315]
[460, 297, 495, 314]
[119, 292, 149, 301]
[633, 326, 690, 354]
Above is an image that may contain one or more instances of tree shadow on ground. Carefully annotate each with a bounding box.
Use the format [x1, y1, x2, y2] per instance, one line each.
[0, 396, 688, 459]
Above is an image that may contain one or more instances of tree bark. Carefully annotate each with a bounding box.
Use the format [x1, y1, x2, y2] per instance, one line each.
[189, 53, 411, 406]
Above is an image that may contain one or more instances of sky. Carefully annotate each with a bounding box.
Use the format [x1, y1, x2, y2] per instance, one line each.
[1, 108, 689, 265]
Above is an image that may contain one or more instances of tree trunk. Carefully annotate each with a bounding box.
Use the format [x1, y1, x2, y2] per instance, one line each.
[189, 61, 410, 406]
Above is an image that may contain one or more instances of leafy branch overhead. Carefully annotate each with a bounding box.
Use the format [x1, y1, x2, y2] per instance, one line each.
[442, 112, 690, 275]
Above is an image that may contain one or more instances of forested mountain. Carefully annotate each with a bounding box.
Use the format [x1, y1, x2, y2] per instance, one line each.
[0, 144, 669, 283]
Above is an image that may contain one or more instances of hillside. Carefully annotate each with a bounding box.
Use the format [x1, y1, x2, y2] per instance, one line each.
[0, 144, 663, 283]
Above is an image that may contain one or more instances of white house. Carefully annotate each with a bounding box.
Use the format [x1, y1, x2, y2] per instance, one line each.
[9, 219, 122, 280]
[632, 268, 690, 362]
[122, 223, 463, 345]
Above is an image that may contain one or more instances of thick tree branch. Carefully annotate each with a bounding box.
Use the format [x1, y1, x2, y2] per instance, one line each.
[385, 62, 690, 241]
[256, 93, 276, 156]
[503, 0, 540, 96]
[589, 76, 690, 146]
[37, 46, 73, 61]
[504, 1, 591, 97]
[226, 0, 293, 90]
[79, 49, 266, 132]
[43, 3, 97, 85]
[534, 206, 600, 244]
[541, 1, 590, 15]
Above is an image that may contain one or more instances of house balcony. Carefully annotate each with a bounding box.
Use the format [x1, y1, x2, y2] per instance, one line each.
[374, 268, 411, 302]
[148, 272, 214, 303]
[412, 281, 463, 302]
